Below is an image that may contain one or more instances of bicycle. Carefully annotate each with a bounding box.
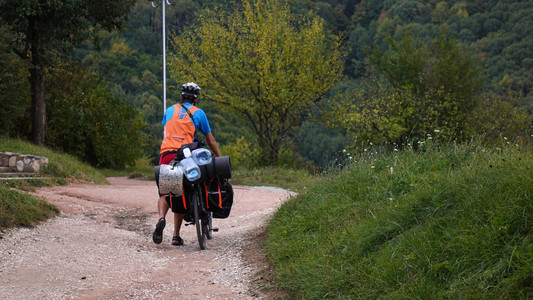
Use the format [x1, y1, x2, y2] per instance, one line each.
[184, 182, 217, 250]
[157, 151, 231, 250]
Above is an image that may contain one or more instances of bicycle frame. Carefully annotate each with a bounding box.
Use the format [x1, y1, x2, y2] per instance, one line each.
[186, 182, 213, 250]
[165, 158, 214, 250]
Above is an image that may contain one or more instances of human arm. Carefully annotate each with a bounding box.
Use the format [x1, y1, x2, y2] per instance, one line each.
[205, 132, 221, 157]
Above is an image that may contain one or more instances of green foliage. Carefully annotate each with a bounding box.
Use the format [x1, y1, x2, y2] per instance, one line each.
[169, 0, 343, 164]
[45, 65, 146, 169]
[296, 120, 349, 169]
[0, 0, 136, 145]
[0, 0, 135, 57]
[0, 24, 29, 137]
[343, 1, 533, 111]
[471, 93, 532, 142]
[66, 0, 533, 169]
[370, 32, 482, 140]
[73, 0, 222, 164]
[220, 136, 262, 170]
[325, 32, 529, 147]
[277, 144, 312, 171]
[16, 0, 529, 168]
[265, 142, 533, 298]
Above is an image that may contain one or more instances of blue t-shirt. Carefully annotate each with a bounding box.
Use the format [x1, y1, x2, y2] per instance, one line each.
[161, 102, 211, 135]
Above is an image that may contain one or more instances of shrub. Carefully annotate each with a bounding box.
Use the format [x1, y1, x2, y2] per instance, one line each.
[46, 64, 146, 169]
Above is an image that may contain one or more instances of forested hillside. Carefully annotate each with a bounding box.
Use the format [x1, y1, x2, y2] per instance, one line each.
[1, 0, 531, 168]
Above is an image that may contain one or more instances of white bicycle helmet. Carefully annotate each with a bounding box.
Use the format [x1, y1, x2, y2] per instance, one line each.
[181, 82, 201, 98]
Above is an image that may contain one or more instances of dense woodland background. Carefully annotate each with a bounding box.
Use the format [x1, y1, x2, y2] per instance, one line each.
[1, 0, 531, 169]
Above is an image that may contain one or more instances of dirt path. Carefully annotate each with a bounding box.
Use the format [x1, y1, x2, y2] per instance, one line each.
[0, 177, 294, 299]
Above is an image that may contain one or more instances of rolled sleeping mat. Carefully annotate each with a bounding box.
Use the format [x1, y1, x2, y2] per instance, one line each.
[154, 166, 160, 184]
[214, 156, 232, 179]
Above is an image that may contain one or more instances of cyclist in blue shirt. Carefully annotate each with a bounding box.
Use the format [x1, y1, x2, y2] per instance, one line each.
[153, 82, 221, 246]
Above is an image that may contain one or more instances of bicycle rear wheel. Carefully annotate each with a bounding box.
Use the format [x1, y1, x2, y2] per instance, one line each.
[206, 211, 213, 240]
[192, 185, 206, 250]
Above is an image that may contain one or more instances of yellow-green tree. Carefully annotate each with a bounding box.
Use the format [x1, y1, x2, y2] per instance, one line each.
[325, 32, 485, 146]
[168, 0, 343, 164]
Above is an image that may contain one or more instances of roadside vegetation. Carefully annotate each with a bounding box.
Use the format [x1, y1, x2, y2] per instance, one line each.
[0, 188, 59, 230]
[0, 138, 107, 185]
[0, 138, 107, 231]
[264, 141, 533, 298]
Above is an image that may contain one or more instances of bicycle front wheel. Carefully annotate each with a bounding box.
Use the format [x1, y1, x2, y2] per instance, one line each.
[192, 185, 206, 250]
[206, 211, 213, 240]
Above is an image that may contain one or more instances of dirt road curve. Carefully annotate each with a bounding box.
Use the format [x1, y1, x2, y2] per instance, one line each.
[0, 177, 294, 299]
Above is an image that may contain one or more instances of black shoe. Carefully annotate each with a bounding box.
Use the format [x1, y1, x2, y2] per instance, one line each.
[184, 213, 193, 223]
[152, 218, 166, 244]
[172, 236, 184, 246]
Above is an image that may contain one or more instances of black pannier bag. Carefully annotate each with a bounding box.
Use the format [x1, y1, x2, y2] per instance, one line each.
[202, 179, 233, 218]
[165, 186, 191, 214]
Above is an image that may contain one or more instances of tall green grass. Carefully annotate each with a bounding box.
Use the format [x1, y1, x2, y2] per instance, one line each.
[265, 143, 533, 298]
[0, 188, 59, 229]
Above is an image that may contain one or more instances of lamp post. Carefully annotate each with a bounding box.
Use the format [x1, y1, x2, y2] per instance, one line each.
[152, 0, 172, 137]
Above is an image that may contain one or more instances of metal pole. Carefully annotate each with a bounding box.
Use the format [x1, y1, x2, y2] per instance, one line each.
[162, 0, 166, 123]
[152, 0, 171, 138]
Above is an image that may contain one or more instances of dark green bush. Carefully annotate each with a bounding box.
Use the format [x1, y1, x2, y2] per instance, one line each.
[0, 24, 30, 137]
[46, 64, 146, 169]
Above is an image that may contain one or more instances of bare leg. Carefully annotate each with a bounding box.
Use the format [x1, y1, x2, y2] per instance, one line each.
[158, 195, 169, 219]
[173, 213, 185, 237]
[153, 195, 169, 244]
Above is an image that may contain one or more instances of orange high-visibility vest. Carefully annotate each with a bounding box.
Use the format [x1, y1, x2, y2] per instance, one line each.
[160, 104, 200, 154]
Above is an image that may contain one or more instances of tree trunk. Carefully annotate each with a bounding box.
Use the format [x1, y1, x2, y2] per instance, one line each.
[28, 15, 46, 147]
[269, 145, 279, 166]
[30, 64, 46, 146]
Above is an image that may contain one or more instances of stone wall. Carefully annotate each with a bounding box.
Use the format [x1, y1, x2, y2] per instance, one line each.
[0, 152, 49, 174]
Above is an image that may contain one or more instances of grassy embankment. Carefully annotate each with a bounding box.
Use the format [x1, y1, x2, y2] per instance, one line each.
[264, 142, 533, 298]
[0, 138, 107, 229]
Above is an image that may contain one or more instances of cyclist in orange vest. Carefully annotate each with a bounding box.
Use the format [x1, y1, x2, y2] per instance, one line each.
[153, 82, 221, 246]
